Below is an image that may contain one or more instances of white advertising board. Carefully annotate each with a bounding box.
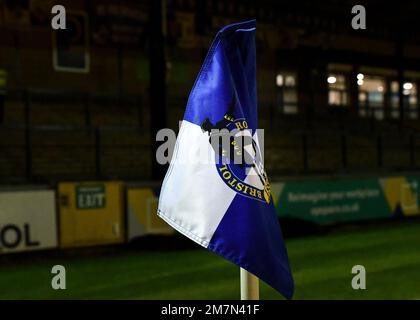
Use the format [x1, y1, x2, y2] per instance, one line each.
[0, 190, 57, 254]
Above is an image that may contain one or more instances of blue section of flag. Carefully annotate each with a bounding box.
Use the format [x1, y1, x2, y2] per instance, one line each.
[179, 20, 294, 299]
[208, 195, 294, 299]
[183, 20, 258, 131]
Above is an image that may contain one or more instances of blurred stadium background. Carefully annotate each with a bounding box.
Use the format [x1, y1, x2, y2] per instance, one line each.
[1, 0, 420, 299]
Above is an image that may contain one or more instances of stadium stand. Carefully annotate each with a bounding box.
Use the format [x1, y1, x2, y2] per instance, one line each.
[0, 0, 420, 184]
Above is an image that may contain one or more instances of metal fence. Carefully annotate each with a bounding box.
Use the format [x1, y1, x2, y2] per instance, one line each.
[1, 124, 420, 183]
[0, 124, 152, 183]
[2, 90, 420, 183]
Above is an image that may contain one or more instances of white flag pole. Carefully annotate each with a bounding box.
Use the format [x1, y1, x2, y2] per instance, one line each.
[240, 268, 260, 300]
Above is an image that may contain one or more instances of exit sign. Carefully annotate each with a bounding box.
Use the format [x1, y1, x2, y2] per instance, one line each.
[76, 185, 106, 209]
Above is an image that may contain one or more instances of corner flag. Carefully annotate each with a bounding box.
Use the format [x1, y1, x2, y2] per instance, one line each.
[158, 20, 294, 299]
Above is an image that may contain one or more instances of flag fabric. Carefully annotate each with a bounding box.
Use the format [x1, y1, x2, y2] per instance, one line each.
[158, 20, 294, 299]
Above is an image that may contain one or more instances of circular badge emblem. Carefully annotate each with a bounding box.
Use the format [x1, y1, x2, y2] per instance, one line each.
[201, 112, 271, 204]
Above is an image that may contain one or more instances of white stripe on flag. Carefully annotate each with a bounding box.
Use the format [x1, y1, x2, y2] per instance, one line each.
[158, 120, 236, 248]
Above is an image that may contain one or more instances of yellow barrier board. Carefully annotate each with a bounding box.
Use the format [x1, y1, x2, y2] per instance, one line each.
[127, 187, 173, 240]
[58, 181, 125, 248]
[381, 176, 420, 216]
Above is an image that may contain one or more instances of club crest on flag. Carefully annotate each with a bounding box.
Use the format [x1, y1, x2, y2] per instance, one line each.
[201, 98, 271, 204]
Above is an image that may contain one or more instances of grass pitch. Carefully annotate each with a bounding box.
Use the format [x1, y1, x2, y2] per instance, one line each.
[1, 220, 419, 299]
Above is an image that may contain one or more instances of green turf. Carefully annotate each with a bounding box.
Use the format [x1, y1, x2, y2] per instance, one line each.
[1, 220, 420, 299]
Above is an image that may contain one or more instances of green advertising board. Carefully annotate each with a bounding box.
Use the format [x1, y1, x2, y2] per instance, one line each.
[273, 176, 420, 224]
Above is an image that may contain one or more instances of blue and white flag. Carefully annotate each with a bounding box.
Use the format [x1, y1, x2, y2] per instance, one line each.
[158, 20, 294, 299]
